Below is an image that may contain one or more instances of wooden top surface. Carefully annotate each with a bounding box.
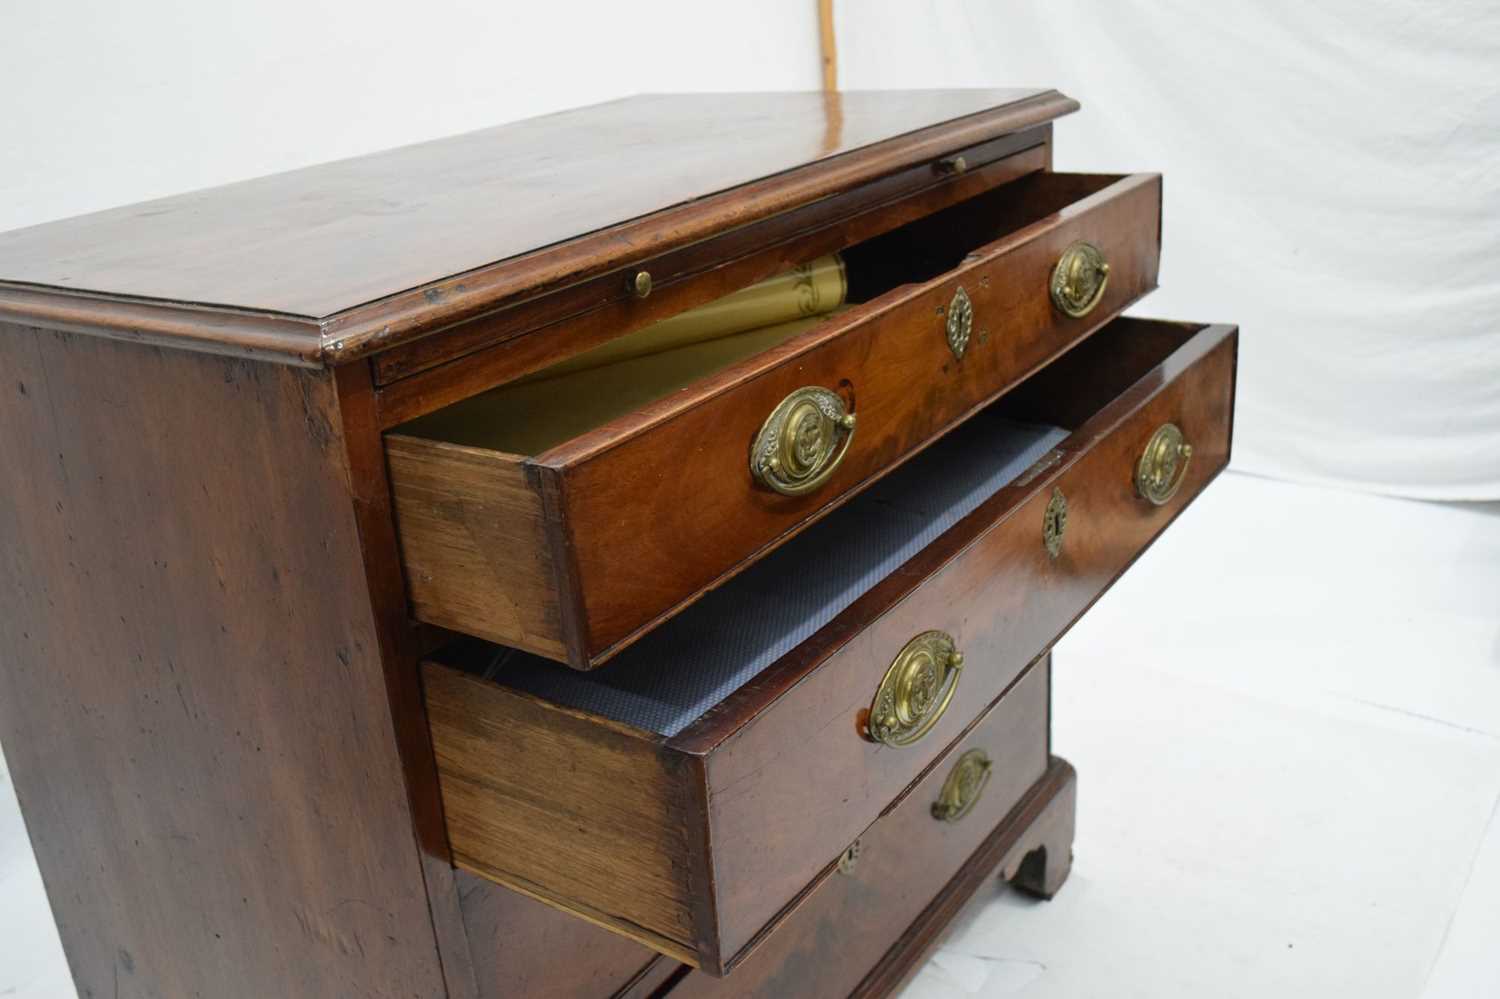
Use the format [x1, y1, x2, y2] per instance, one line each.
[0, 89, 1076, 364]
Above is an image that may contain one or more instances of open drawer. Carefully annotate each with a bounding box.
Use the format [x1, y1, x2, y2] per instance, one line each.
[387, 171, 1162, 669]
[421, 318, 1237, 973]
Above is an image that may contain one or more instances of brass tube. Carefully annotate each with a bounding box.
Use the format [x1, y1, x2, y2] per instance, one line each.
[540, 254, 847, 379]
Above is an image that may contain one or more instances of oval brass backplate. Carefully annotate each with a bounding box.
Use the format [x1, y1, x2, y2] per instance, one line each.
[868, 630, 964, 748]
[749, 386, 856, 496]
[945, 286, 974, 360]
[1049, 240, 1110, 319]
[1135, 422, 1194, 506]
[931, 749, 993, 823]
[1043, 487, 1068, 559]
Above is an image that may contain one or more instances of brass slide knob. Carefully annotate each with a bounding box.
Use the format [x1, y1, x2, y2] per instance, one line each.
[1049, 240, 1110, 318]
[932, 749, 993, 823]
[1135, 422, 1193, 506]
[750, 386, 856, 496]
[868, 631, 964, 748]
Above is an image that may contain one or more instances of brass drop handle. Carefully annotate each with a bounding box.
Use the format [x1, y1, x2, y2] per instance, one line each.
[750, 386, 856, 496]
[932, 749, 993, 823]
[1049, 240, 1110, 318]
[868, 631, 964, 748]
[1135, 422, 1193, 505]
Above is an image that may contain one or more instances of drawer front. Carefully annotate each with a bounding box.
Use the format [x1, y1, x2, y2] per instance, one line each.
[672, 657, 1052, 999]
[422, 319, 1236, 974]
[551, 174, 1161, 664]
[390, 172, 1162, 670]
[690, 320, 1234, 960]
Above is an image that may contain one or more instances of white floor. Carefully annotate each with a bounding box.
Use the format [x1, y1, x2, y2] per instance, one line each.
[3, 471, 1499, 998]
[902, 472, 1500, 999]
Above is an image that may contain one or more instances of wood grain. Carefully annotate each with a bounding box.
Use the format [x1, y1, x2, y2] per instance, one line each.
[388, 172, 1161, 668]
[419, 317, 1236, 974]
[683, 321, 1234, 959]
[855, 756, 1076, 998]
[423, 666, 705, 965]
[455, 870, 668, 999]
[668, 664, 1059, 999]
[386, 435, 566, 659]
[555, 173, 1161, 665]
[0, 91, 1078, 365]
[0, 325, 450, 997]
[371, 134, 1050, 424]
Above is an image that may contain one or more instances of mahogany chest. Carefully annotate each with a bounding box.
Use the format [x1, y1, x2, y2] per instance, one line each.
[0, 89, 1236, 997]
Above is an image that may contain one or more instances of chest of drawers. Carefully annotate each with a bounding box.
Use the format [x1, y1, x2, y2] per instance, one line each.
[0, 89, 1235, 997]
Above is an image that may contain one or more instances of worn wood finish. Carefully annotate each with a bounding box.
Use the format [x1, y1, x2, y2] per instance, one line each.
[424, 667, 706, 965]
[333, 360, 481, 998]
[0, 91, 1078, 365]
[370, 131, 1051, 406]
[419, 317, 1235, 973]
[851, 760, 1077, 999]
[667, 668, 1062, 999]
[455, 870, 671, 999]
[389, 171, 1162, 668]
[680, 319, 1234, 960]
[0, 326, 451, 997]
[386, 435, 568, 660]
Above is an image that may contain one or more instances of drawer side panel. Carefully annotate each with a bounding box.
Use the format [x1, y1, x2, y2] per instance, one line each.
[387, 435, 567, 659]
[424, 665, 699, 963]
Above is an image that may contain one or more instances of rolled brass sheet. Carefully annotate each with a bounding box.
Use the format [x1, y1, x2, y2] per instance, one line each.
[402, 311, 844, 457]
[541, 254, 847, 379]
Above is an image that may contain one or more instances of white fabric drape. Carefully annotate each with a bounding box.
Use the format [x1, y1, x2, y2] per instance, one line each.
[840, 0, 1500, 500]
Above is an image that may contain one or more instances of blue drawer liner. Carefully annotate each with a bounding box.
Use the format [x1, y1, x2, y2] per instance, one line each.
[477, 412, 1067, 736]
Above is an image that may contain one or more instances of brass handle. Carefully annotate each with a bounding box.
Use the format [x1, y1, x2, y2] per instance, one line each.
[750, 386, 856, 496]
[1135, 422, 1194, 506]
[868, 631, 964, 748]
[932, 749, 992, 823]
[1049, 240, 1110, 318]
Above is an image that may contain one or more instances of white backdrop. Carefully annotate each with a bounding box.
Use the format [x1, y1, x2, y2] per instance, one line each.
[2, 0, 1497, 498]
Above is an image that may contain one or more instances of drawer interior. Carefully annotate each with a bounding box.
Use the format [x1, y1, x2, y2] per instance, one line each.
[434, 317, 1205, 735]
[439, 413, 1067, 735]
[392, 172, 1124, 458]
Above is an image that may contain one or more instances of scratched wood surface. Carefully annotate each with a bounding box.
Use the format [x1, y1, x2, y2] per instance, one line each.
[0, 91, 1079, 367]
[418, 316, 1237, 975]
[0, 325, 453, 997]
[387, 172, 1162, 668]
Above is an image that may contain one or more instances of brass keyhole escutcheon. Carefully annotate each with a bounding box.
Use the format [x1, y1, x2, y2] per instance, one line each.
[868, 630, 964, 748]
[1135, 422, 1193, 506]
[750, 386, 856, 496]
[837, 839, 862, 875]
[1043, 488, 1068, 559]
[946, 286, 974, 360]
[1049, 240, 1110, 319]
[932, 749, 993, 823]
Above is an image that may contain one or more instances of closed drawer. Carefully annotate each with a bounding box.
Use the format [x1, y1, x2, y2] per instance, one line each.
[389, 171, 1162, 669]
[421, 317, 1236, 973]
[668, 657, 1057, 999]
